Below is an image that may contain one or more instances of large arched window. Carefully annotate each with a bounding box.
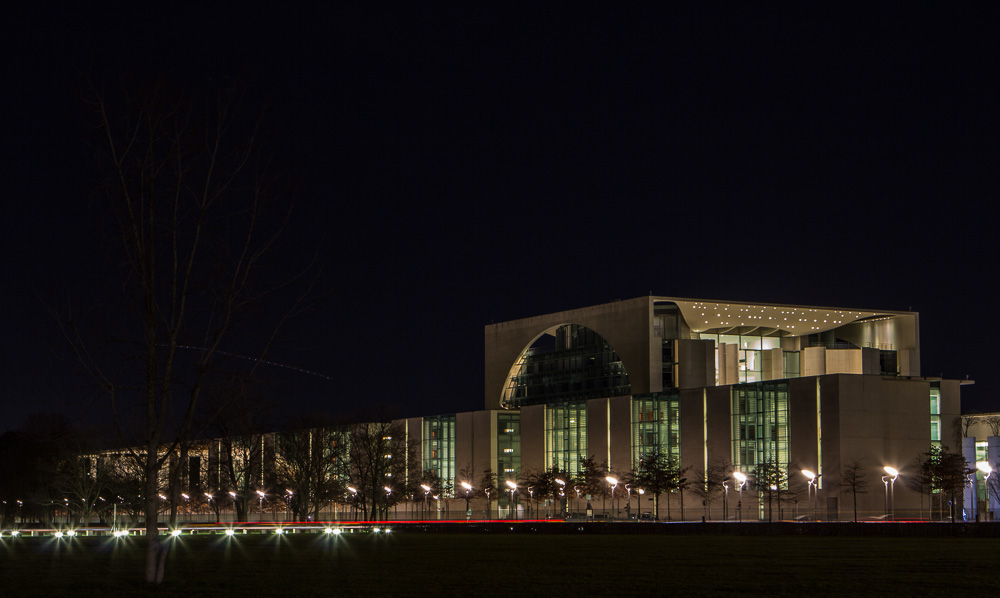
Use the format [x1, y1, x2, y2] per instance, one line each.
[501, 324, 631, 408]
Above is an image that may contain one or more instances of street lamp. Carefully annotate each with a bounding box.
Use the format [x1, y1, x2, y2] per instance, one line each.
[637, 488, 645, 520]
[460, 482, 473, 520]
[802, 470, 817, 521]
[555, 478, 566, 518]
[882, 466, 898, 521]
[420, 484, 431, 518]
[285, 490, 293, 521]
[722, 482, 729, 521]
[606, 476, 618, 520]
[256, 490, 265, 521]
[505, 480, 517, 520]
[733, 472, 747, 521]
[625, 484, 632, 519]
[347, 487, 357, 520]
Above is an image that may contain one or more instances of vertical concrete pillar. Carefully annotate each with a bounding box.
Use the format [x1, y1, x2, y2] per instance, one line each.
[963, 436, 977, 520]
[988, 436, 1000, 521]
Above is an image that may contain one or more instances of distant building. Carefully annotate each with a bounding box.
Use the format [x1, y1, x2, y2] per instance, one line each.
[406, 296, 984, 521]
[89, 297, 994, 524]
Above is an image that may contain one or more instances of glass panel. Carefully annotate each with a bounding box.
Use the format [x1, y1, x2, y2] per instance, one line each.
[544, 401, 587, 477]
[422, 415, 456, 496]
[630, 392, 681, 468]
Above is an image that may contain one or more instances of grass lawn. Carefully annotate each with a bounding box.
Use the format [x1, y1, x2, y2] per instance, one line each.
[1, 531, 996, 597]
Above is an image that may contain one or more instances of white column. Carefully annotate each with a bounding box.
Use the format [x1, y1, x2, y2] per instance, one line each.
[962, 437, 977, 520]
[988, 436, 1000, 521]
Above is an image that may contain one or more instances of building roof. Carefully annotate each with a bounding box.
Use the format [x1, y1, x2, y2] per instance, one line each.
[655, 296, 914, 337]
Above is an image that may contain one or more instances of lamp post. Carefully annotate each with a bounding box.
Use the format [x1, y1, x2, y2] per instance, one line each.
[347, 487, 357, 520]
[606, 476, 618, 520]
[638, 488, 645, 520]
[733, 472, 747, 522]
[978, 462, 993, 522]
[802, 470, 817, 521]
[383, 486, 392, 521]
[256, 490, 265, 521]
[460, 482, 473, 520]
[555, 478, 566, 518]
[882, 466, 898, 521]
[722, 482, 729, 521]
[420, 484, 431, 519]
[505, 480, 517, 520]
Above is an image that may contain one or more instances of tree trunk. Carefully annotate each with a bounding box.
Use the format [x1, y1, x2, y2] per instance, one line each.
[144, 470, 161, 584]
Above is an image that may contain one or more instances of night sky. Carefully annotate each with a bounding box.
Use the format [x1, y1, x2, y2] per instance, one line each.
[3, 7, 997, 434]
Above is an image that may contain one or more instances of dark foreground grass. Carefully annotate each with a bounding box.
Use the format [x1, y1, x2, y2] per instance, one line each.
[1, 531, 996, 597]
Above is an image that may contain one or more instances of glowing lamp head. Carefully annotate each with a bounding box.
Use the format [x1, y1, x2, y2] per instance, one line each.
[225, 529, 235, 536]
[883, 466, 899, 478]
[733, 472, 747, 483]
[171, 529, 182, 537]
[802, 470, 816, 481]
[461, 482, 473, 491]
[505, 480, 517, 490]
[978, 462, 993, 476]
[606, 476, 618, 486]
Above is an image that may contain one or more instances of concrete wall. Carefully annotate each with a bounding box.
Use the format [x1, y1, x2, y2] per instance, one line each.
[676, 339, 715, 388]
[520, 405, 545, 475]
[802, 347, 826, 377]
[454, 410, 499, 485]
[484, 297, 655, 410]
[609, 396, 633, 475]
[823, 375, 936, 520]
[679, 388, 705, 476]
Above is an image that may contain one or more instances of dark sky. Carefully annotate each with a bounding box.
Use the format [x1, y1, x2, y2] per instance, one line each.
[3, 7, 997, 433]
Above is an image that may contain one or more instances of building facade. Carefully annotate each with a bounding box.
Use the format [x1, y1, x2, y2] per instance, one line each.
[405, 297, 978, 521]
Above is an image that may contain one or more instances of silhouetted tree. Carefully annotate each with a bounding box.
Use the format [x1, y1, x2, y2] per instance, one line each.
[918, 445, 973, 522]
[691, 457, 731, 521]
[840, 458, 869, 522]
[275, 423, 348, 521]
[753, 460, 787, 522]
[75, 75, 307, 585]
[631, 450, 685, 521]
[348, 420, 408, 521]
[478, 469, 499, 518]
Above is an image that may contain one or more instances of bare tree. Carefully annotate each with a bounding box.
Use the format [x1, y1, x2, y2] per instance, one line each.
[631, 450, 685, 521]
[840, 458, 869, 522]
[985, 416, 1000, 437]
[75, 76, 304, 584]
[478, 468, 499, 519]
[347, 420, 408, 521]
[753, 460, 788, 522]
[274, 423, 348, 521]
[690, 458, 731, 521]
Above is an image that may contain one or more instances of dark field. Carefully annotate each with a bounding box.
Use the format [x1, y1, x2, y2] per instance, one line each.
[1, 530, 995, 597]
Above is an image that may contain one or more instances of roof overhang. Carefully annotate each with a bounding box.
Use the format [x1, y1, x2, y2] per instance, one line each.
[654, 297, 915, 337]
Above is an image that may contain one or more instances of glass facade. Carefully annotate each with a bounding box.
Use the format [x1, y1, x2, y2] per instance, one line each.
[631, 392, 680, 467]
[731, 381, 790, 472]
[422, 415, 456, 496]
[929, 384, 941, 445]
[653, 303, 680, 388]
[544, 401, 588, 477]
[496, 412, 521, 484]
[700, 332, 786, 384]
[506, 325, 630, 407]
